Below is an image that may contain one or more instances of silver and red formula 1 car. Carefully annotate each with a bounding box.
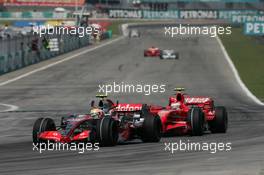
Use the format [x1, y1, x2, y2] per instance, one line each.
[32, 95, 161, 146]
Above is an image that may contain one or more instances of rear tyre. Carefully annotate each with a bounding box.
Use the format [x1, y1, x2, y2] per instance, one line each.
[187, 107, 204, 136]
[141, 104, 149, 115]
[144, 50, 148, 57]
[209, 106, 228, 133]
[32, 118, 56, 144]
[160, 51, 163, 59]
[175, 53, 179, 59]
[141, 112, 162, 142]
[96, 117, 118, 146]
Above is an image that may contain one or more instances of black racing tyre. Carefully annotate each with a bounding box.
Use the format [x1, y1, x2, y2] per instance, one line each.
[160, 51, 164, 59]
[88, 128, 97, 144]
[141, 112, 162, 142]
[96, 117, 118, 146]
[209, 106, 228, 133]
[144, 50, 147, 57]
[32, 118, 56, 144]
[187, 107, 204, 136]
[175, 53, 179, 59]
[60, 116, 67, 127]
[141, 104, 149, 115]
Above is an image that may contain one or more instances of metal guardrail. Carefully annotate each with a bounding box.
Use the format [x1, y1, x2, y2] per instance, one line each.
[0, 33, 90, 75]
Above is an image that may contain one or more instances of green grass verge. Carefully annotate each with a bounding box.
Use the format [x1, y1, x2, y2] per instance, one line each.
[107, 20, 126, 36]
[220, 27, 264, 101]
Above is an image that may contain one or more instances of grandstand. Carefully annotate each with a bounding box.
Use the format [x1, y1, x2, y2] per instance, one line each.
[128, 0, 264, 10]
[1, 0, 264, 12]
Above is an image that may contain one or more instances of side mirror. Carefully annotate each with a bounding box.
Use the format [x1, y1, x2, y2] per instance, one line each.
[91, 100, 95, 107]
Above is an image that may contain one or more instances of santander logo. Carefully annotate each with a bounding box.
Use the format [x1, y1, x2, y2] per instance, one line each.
[116, 104, 142, 111]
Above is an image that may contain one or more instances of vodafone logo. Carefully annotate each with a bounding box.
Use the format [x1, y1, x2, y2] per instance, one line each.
[185, 97, 210, 104]
[116, 104, 142, 111]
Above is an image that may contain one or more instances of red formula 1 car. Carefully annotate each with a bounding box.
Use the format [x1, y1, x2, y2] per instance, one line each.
[144, 46, 161, 57]
[150, 88, 228, 136]
[32, 95, 161, 146]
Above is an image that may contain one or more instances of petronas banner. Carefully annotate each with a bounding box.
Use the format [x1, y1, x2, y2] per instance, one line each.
[244, 22, 264, 35]
[232, 15, 264, 24]
[143, 10, 179, 19]
[108, 9, 263, 20]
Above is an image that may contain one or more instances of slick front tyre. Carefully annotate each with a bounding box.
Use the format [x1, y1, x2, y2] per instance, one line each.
[144, 50, 147, 57]
[141, 114, 162, 142]
[187, 107, 204, 136]
[32, 118, 56, 144]
[209, 106, 228, 133]
[97, 117, 118, 146]
[175, 53, 179, 59]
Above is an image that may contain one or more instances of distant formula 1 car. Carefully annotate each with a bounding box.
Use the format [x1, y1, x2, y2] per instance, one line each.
[160, 50, 179, 59]
[150, 88, 228, 136]
[33, 95, 161, 146]
[129, 29, 140, 38]
[144, 46, 161, 57]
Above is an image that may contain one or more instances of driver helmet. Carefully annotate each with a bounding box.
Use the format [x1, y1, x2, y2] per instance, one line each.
[90, 108, 103, 119]
[171, 102, 181, 110]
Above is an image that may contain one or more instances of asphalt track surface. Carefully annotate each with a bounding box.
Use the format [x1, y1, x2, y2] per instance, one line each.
[0, 26, 264, 175]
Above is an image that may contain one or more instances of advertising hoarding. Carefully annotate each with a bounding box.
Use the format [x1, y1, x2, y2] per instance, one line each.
[2, 0, 85, 7]
[232, 15, 264, 24]
[244, 22, 264, 35]
[108, 9, 262, 20]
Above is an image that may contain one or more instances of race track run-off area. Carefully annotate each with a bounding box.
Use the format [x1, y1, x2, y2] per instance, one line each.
[0, 25, 263, 175]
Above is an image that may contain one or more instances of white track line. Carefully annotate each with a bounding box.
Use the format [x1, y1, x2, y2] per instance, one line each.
[216, 35, 264, 106]
[0, 103, 19, 112]
[0, 36, 124, 87]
